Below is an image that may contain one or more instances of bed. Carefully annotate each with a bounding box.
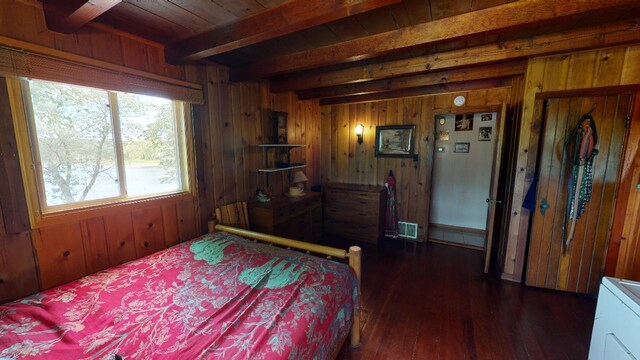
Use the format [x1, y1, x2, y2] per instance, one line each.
[0, 225, 361, 359]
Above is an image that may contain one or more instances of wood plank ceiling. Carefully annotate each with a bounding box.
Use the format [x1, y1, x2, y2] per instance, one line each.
[41, 0, 640, 103]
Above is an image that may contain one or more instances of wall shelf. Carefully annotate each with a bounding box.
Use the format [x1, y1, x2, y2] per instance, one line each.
[258, 164, 306, 173]
[258, 144, 306, 188]
[258, 144, 305, 148]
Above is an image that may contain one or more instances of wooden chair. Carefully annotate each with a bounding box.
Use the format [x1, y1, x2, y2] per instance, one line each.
[214, 201, 250, 230]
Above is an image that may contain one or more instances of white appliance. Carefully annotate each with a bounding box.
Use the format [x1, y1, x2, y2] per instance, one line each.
[589, 277, 640, 360]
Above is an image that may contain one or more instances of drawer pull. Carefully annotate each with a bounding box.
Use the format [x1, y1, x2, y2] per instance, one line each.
[144, 241, 150, 248]
[119, 241, 126, 247]
[63, 250, 70, 257]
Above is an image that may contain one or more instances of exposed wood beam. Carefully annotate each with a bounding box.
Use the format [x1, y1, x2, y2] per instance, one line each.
[273, 19, 640, 92]
[43, 0, 122, 34]
[168, 0, 400, 63]
[320, 78, 513, 105]
[234, 0, 639, 80]
[296, 61, 526, 99]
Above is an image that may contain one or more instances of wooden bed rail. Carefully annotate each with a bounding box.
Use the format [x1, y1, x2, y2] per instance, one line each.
[212, 224, 362, 348]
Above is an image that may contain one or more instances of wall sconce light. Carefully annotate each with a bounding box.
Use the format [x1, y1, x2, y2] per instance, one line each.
[355, 123, 364, 144]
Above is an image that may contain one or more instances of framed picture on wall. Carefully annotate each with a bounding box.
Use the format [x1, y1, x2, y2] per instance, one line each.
[478, 127, 492, 141]
[375, 125, 416, 158]
[455, 114, 473, 131]
[454, 142, 470, 153]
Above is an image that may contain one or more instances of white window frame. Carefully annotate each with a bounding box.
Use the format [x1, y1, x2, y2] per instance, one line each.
[16, 78, 192, 214]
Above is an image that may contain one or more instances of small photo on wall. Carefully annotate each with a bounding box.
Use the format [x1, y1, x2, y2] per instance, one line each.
[454, 142, 470, 153]
[478, 127, 492, 141]
[481, 113, 493, 122]
[454, 114, 473, 131]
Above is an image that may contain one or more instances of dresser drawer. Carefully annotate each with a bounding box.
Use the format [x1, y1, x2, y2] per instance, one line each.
[273, 196, 321, 224]
[248, 192, 323, 244]
[324, 218, 378, 244]
[325, 190, 379, 207]
[325, 207, 379, 226]
[323, 183, 386, 245]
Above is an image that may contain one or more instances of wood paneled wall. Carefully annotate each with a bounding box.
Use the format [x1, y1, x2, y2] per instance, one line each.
[0, 1, 203, 302]
[609, 93, 640, 282]
[31, 197, 198, 290]
[0, 80, 39, 302]
[504, 44, 640, 282]
[0, 1, 185, 81]
[320, 88, 509, 242]
[187, 64, 321, 233]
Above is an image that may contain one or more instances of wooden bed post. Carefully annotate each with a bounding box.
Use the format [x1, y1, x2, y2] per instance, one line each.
[348, 246, 361, 348]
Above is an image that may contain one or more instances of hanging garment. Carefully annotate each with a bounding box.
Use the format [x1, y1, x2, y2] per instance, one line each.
[563, 112, 598, 251]
[385, 170, 399, 239]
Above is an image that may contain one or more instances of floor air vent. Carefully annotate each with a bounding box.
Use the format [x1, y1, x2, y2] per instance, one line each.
[398, 221, 418, 240]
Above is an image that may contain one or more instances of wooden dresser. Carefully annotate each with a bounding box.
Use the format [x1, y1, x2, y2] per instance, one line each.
[248, 192, 322, 243]
[323, 183, 387, 245]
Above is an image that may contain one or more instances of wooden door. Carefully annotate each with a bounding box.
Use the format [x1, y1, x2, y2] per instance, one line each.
[526, 94, 633, 294]
[484, 109, 507, 273]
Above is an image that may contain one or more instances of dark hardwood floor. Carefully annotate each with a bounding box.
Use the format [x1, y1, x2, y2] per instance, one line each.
[335, 240, 597, 360]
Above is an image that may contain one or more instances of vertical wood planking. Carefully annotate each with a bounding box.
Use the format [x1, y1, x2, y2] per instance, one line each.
[610, 92, 640, 281]
[507, 44, 639, 282]
[319, 88, 508, 241]
[104, 211, 137, 266]
[0, 80, 30, 234]
[35, 223, 87, 289]
[178, 198, 198, 241]
[132, 207, 166, 257]
[80, 217, 110, 274]
[0, 196, 38, 303]
[526, 94, 631, 294]
[162, 203, 180, 247]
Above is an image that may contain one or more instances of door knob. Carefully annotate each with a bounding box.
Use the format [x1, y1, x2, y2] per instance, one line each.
[540, 198, 549, 215]
[486, 198, 502, 204]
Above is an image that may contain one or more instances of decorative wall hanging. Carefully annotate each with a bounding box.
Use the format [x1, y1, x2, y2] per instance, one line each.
[454, 114, 473, 131]
[481, 113, 493, 121]
[375, 125, 416, 158]
[384, 170, 399, 239]
[478, 127, 492, 141]
[271, 111, 288, 144]
[563, 110, 598, 251]
[454, 142, 470, 153]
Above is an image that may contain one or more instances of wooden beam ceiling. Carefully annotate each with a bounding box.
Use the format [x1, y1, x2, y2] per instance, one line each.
[320, 77, 513, 105]
[295, 61, 527, 99]
[272, 19, 640, 92]
[43, 0, 122, 34]
[167, 0, 401, 63]
[233, 0, 640, 80]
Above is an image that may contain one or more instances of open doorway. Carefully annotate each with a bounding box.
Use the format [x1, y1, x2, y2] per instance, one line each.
[429, 110, 504, 272]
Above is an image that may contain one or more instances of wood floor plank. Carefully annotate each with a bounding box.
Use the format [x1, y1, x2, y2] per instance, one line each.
[335, 240, 596, 360]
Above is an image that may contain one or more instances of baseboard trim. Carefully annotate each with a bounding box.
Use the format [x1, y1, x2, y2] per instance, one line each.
[428, 238, 484, 252]
[429, 223, 486, 235]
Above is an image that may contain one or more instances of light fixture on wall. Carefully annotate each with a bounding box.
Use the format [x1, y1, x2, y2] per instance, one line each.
[355, 123, 364, 144]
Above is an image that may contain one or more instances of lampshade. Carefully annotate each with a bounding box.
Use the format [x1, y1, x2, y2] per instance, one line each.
[292, 171, 308, 183]
[355, 124, 364, 135]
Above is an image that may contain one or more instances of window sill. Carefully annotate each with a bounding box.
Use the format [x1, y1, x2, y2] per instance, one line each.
[33, 191, 194, 229]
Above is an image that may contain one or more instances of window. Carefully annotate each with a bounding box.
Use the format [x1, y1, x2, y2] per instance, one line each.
[22, 79, 188, 211]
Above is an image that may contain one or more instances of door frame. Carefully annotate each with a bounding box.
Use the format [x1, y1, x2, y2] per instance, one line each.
[605, 91, 640, 277]
[428, 104, 506, 273]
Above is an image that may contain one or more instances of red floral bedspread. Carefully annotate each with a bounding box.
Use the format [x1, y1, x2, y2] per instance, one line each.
[0, 231, 358, 359]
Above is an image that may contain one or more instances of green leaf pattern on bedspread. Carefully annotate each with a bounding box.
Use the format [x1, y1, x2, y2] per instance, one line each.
[0, 231, 358, 360]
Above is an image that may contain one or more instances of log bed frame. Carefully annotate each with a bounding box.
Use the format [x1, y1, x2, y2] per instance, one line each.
[210, 223, 362, 351]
